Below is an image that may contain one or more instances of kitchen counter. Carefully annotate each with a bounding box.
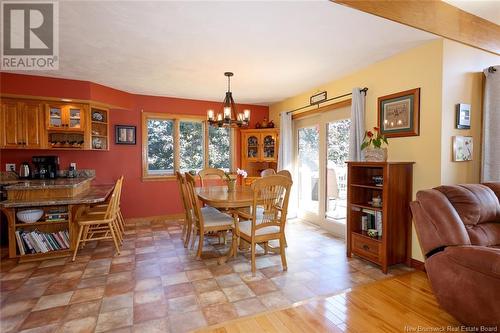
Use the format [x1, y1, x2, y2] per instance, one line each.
[4, 177, 94, 190]
[0, 184, 113, 208]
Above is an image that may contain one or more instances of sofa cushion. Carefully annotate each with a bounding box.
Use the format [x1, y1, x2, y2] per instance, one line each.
[435, 184, 500, 226]
[466, 222, 500, 247]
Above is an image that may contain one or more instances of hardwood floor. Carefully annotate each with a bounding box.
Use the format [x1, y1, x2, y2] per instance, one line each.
[196, 271, 460, 333]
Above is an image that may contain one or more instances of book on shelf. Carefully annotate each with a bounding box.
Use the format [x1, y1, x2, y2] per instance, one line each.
[15, 229, 70, 255]
[362, 209, 383, 237]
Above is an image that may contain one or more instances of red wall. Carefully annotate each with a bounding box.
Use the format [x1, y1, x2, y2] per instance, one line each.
[0, 73, 269, 218]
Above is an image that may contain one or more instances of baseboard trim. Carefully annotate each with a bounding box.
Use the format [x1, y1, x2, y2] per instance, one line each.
[410, 258, 426, 272]
[124, 213, 184, 225]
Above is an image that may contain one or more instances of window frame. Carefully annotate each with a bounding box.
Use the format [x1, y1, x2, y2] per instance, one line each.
[141, 111, 236, 181]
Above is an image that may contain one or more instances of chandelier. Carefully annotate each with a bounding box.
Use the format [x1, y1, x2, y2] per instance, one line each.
[207, 72, 250, 128]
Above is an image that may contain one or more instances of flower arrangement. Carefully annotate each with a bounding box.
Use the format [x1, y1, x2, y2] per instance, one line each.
[361, 127, 388, 150]
[225, 168, 247, 191]
[225, 168, 248, 180]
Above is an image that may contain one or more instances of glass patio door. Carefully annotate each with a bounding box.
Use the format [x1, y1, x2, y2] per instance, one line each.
[293, 105, 351, 237]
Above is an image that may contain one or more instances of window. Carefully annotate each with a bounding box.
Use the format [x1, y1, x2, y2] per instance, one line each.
[179, 120, 204, 172]
[147, 118, 173, 175]
[142, 112, 234, 179]
[208, 126, 231, 170]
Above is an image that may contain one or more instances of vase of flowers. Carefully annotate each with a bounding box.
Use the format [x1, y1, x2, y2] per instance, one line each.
[225, 168, 247, 192]
[361, 127, 388, 162]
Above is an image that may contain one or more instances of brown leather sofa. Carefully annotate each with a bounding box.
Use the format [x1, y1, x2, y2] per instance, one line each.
[410, 183, 500, 327]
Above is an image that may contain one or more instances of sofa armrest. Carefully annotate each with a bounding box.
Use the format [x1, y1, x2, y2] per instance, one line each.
[443, 245, 500, 279]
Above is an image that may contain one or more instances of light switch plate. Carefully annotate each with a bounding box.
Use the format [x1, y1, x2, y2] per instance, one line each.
[6, 163, 16, 172]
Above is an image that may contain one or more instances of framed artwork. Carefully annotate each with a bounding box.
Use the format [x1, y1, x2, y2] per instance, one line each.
[456, 103, 471, 129]
[378, 88, 420, 138]
[453, 136, 473, 162]
[115, 125, 136, 145]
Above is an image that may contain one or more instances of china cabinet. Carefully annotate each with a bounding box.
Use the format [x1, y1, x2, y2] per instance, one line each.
[241, 128, 279, 184]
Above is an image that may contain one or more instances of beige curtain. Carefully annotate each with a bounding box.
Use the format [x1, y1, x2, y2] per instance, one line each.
[481, 66, 500, 182]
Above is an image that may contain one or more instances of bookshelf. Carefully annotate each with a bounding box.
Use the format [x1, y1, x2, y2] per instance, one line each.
[12, 205, 74, 262]
[346, 161, 414, 273]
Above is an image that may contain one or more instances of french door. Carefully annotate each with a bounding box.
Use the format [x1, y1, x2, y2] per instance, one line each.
[293, 105, 351, 237]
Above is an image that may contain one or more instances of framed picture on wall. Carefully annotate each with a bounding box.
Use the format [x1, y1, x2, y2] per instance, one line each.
[378, 88, 420, 138]
[115, 125, 136, 145]
[456, 103, 471, 129]
[453, 136, 473, 162]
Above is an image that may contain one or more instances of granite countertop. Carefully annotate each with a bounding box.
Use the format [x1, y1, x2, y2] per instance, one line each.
[0, 184, 114, 208]
[4, 177, 95, 191]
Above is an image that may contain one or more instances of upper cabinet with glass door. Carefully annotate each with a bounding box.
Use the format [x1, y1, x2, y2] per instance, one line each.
[262, 133, 277, 161]
[245, 134, 260, 161]
[46, 103, 85, 131]
[46, 103, 87, 149]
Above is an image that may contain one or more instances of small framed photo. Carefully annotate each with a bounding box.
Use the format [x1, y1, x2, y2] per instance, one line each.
[378, 88, 420, 138]
[453, 136, 473, 162]
[456, 103, 471, 129]
[115, 125, 136, 145]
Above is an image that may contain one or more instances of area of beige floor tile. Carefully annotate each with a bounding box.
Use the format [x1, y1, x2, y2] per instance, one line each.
[0, 218, 412, 333]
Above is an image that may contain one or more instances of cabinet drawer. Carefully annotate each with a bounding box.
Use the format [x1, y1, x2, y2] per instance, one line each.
[352, 233, 381, 263]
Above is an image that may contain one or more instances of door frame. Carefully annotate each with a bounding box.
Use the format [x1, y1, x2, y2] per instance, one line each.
[292, 102, 351, 238]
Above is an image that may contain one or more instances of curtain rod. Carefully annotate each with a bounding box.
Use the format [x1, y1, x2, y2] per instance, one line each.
[286, 87, 368, 115]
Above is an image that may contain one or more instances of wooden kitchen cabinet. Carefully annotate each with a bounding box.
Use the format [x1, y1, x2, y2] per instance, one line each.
[1, 97, 109, 150]
[46, 103, 85, 131]
[241, 128, 279, 182]
[1, 99, 44, 149]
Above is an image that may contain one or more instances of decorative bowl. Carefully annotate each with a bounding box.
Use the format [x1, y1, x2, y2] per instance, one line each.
[16, 209, 44, 223]
[367, 229, 378, 238]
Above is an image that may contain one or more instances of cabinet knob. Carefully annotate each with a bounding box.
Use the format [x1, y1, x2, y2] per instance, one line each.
[363, 244, 369, 251]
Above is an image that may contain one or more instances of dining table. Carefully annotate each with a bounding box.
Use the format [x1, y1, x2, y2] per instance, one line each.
[195, 184, 282, 259]
[195, 184, 255, 210]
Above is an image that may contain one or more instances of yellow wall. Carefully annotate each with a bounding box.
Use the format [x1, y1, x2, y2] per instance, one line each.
[270, 39, 500, 261]
[440, 40, 500, 185]
[270, 40, 444, 261]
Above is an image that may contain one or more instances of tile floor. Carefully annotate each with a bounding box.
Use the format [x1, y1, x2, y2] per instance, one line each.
[0, 218, 413, 333]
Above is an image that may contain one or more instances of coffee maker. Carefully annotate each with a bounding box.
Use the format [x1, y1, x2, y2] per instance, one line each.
[32, 156, 60, 179]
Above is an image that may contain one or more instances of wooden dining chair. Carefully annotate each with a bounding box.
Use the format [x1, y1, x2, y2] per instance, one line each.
[176, 171, 221, 247]
[237, 175, 293, 274]
[72, 178, 122, 261]
[260, 168, 276, 177]
[198, 168, 226, 187]
[88, 176, 125, 238]
[184, 173, 236, 259]
[277, 170, 292, 180]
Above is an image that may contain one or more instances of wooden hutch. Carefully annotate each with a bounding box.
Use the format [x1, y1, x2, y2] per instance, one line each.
[346, 161, 414, 273]
[241, 128, 279, 185]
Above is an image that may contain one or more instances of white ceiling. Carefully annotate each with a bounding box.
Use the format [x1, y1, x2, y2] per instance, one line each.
[444, 0, 500, 25]
[23, 1, 437, 105]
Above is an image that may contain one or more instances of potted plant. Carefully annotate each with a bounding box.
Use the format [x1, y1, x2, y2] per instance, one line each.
[361, 127, 388, 161]
[225, 168, 248, 191]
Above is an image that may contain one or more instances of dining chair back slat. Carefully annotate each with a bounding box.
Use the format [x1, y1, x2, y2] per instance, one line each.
[250, 175, 292, 236]
[176, 171, 194, 247]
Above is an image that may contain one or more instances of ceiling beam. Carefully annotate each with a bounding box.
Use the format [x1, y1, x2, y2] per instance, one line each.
[332, 0, 500, 55]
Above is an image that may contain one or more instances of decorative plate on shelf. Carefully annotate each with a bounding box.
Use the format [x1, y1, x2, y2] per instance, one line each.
[92, 137, 103, 149]
[92, 111, 104, 122]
